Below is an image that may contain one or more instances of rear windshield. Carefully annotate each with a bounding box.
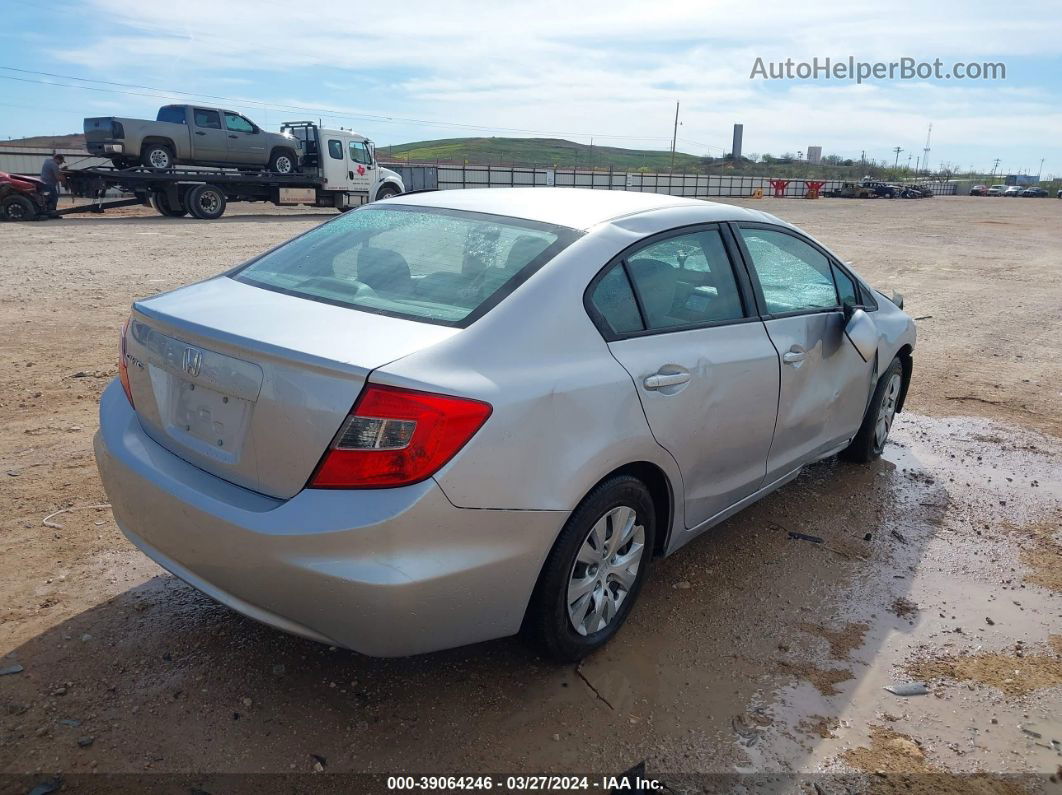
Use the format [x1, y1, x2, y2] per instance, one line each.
[232, 205, 580, 326]
[156, 106, 186, 124]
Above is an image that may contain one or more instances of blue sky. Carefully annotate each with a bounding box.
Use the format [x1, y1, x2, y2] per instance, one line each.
[2, 0, 1061, 176]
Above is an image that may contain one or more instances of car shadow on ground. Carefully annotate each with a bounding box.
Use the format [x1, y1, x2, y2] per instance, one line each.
[1, 418, 949, 782]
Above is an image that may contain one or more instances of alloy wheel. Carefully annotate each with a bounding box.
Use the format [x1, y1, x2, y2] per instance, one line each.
[874, 372, 902, 449]
[566, 505, 645, 636]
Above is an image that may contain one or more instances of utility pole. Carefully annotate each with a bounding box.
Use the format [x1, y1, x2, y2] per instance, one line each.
[893, 146, 903, 169]
[991, 158, 1000, 180]
[921, 123, 932, 174]
[588, 137, 594, 172]
[669, 101, 679, 174]
[1037, 157, 1044, 179]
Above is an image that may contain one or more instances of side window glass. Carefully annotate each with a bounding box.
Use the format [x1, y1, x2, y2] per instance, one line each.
[832, 264, 858, 306]
[738, 228, 837, 313]
[193, 109, 222, 129]
[589, 264, 644, 335]
[625, 229, 745, 329]
[224, 113, 255, 133]
[348, 141, 372, 165]
[327, 139, 343, 160]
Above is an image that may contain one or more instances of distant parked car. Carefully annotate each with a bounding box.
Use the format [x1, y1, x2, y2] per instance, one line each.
[1020, 187, 1048, 197]
[0, 171, 48, 221]
[859, 179, 896, 198]
[986, 184, 1007, 196]
[1058, 188, 1062, 199]
[84, 104, 301, 173]
[1003, 186, 1023, 197]
[969, 185, 988, 196]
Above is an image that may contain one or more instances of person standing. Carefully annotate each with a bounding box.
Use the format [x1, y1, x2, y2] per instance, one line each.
[40, 153, 66, 219]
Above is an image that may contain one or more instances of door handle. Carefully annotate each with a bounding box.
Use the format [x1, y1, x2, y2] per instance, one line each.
[349, 171, 355, 179]
[782, 346, 806, 365]
[195, 131, 206, 136]
[228, 134, 238, 139]
[644, 371, 691, 390]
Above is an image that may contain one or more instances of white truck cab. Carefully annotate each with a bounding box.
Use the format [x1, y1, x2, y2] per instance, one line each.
[283, 122, 403, 207]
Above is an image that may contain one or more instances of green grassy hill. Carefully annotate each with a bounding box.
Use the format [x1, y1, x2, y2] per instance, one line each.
[379, 137, 705, 171]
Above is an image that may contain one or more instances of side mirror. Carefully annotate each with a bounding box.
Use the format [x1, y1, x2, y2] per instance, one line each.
[844, 307, 877, 362]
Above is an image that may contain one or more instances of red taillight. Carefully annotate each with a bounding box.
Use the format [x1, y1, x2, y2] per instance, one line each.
[310, 385, 492, 489]
[117, 317, 135, 407]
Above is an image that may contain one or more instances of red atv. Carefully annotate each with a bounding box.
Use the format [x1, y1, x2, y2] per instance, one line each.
[0, 171, 49, 221]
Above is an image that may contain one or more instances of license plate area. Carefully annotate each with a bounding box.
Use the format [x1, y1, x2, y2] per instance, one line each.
[166, 378, 252, 464]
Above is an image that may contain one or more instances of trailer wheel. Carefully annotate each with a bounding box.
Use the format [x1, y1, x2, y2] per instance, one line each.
[268, 149, 297, 175]
[2, 195, 38, 221]
[150, 191, 187, 218]
[185, 184, 227, 220]
[141, 143, 174, 170]
[375, 184, 401, 201]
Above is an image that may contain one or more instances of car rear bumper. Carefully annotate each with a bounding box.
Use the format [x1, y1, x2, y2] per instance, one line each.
[86, 141, 125, 155]
[94, 380, 566, 656]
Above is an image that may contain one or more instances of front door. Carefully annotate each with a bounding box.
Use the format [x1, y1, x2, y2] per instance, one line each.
[223, 112, 267, 166]
[587, 226, 780, 530]
[191, 108, 229, 163]
[347, 139, 376, 193]
[734, 225, 875, 481]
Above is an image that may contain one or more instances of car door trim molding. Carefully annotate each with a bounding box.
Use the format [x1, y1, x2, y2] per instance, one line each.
[583, 221, 761, 342]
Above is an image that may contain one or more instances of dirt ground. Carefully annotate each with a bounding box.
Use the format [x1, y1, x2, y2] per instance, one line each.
[1, 196, 1060, 792]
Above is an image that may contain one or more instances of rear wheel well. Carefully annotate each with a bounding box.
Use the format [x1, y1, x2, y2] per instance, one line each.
[895, 344, 913, 413]
[596, 462, 673, 556]
[141, 137, 174, 151]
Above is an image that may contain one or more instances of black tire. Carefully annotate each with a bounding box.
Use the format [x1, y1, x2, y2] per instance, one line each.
[140, 142, 174, 170]
[375, 184, 401, 201]
[150, 191, 187, 218]
[268, 149, 297, 174]
[525, 475, 655, 662]
[185, 184, 227, 220]
[2, 195, 38, 221]
[840, 357, 904, 463]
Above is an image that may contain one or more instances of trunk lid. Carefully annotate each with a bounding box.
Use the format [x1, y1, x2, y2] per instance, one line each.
[123, 276, 459, 499]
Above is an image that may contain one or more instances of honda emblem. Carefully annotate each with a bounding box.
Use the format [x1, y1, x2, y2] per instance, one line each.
[182, 347, 202, 377]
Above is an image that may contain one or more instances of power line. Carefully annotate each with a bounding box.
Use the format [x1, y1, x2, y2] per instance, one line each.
[0, 66, 676, 143]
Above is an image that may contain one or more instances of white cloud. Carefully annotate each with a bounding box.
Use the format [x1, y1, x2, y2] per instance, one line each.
[42, 0, 1062, 170]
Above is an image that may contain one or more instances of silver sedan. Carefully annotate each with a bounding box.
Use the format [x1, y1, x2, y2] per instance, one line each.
[95, 188, 916, 660]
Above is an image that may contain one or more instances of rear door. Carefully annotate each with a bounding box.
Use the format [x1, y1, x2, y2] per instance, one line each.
[586, 225, 779, 529]
[733, 224, 875, 480]
[190, 108, 228, 162]
[320, 135, 351, 188]
[223, 111, 266, 165]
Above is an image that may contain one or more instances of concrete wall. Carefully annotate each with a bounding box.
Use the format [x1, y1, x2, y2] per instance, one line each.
[0, 147, 111, 177]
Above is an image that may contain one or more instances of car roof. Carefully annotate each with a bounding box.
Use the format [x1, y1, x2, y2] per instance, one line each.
[383, 187, 779, 231]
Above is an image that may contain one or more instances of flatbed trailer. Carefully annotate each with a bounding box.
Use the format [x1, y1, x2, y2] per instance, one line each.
[61, 121, 406, 219]
[62, 165, 362, 219]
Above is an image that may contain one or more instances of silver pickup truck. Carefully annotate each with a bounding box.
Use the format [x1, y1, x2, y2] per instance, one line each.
[84, 105, 302, 173]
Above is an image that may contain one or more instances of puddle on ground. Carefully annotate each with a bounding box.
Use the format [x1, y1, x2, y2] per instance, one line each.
[2, 412, 1060, 781]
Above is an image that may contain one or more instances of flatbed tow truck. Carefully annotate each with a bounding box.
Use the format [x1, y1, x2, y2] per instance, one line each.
[61, 122, 404, 219]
